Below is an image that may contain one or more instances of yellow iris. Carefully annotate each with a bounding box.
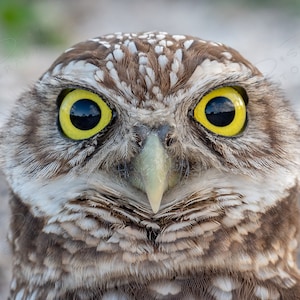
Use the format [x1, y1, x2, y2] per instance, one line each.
[193, 87, 247, 137]
[59, 89, 112, 140]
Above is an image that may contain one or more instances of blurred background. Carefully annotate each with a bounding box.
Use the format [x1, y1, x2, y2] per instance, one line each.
[0, 0, 299, 298]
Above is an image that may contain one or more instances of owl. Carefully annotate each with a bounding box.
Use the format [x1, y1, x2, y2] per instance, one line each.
[1, 31, 300, 299]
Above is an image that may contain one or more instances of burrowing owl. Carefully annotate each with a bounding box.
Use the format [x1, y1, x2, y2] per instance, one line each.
[1, 32, 300, 299]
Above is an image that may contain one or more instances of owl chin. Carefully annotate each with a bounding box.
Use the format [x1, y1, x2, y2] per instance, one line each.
[1, 31, 300, 299]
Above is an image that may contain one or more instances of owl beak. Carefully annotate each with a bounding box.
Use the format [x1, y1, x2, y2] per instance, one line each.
[130, 133, 176, 213]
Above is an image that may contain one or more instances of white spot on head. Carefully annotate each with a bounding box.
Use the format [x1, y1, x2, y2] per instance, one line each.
[106, 61, 114, 71]
[147, 39, 157, 45]
[158, 39, 173, 47]
[89, 38, 100, 43]
[128, 41, 138, 54]
[171, 59, 180, 73]
[158, 40, 167, 47]
[138, 55, 148, 65]
[169, 72, 178, 88]
[222, 51, 233, 60]
[201, 59, 225, 73]
[113, 48, 124, 61]
[95, 69, 105, 82]
[115, 32, 124, 40]
[155, 45, 164, 54]
[172, 34, 186, 41]
[64, 47, 75, 53]
[98, 40, 111, 48]
[138, 34, 148, 39]
[156, 34, 166, 40]
[183, 39, 194, 50]
[106, 62, 120, 84]
[145, 75, 153, 90]
[157, 31, 168, 36]
[210, 41, 223, 47]
[143, 67, 156, 89]
[104, 34, 115, 39]
[139, 64, 146, 76]
[145, 67, 155, 83]
[123, 39, 130, 47]
[174, 48, 183, 63]
[105, 53, 114, 61]
[158, 55, 169, 70]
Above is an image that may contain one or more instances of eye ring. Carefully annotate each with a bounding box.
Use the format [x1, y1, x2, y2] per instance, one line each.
[58, 89, 112, 140]
[193, 86, 247, 137]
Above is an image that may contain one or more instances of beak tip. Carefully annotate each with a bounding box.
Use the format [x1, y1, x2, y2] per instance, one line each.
[129, 133, 176, 215]
[150, 204, 160, 214]
[146, 186, 165, 214]
[147, 192, 163, 214]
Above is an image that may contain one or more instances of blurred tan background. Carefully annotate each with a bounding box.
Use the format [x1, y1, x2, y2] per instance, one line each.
[0, 0, 300, 298]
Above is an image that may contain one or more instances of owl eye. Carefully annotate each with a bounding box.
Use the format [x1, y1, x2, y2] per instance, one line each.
[193, 86, 247, 137]
[58, 89, 113, 140]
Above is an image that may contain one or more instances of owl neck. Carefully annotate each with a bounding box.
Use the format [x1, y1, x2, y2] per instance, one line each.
[8, 184, 300, 296]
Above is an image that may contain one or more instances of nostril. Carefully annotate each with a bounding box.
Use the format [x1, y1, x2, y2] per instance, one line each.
[133, 125, 150, 148]
[135, 134, 144, 148]
[157, 124, 175, 148]
[165, 135, 176, 147]
[117, 162, 130, 178]
[133, 124, 176, 149]
[157, 124, 170, 141]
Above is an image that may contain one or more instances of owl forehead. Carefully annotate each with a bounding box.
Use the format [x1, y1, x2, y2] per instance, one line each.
[44, 32, 259, 109]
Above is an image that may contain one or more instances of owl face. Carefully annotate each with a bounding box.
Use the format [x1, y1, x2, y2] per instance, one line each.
[1, 32, 300, 298]
[2, 32, 298, 217]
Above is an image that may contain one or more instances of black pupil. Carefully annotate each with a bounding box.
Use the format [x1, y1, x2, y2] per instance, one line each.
[205, 97, 235, 127]
[70, 99, 101, 130]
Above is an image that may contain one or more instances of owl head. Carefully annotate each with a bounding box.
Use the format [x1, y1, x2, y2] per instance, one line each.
[1, 32, 300, 298]
[1, 32, 299, 217]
